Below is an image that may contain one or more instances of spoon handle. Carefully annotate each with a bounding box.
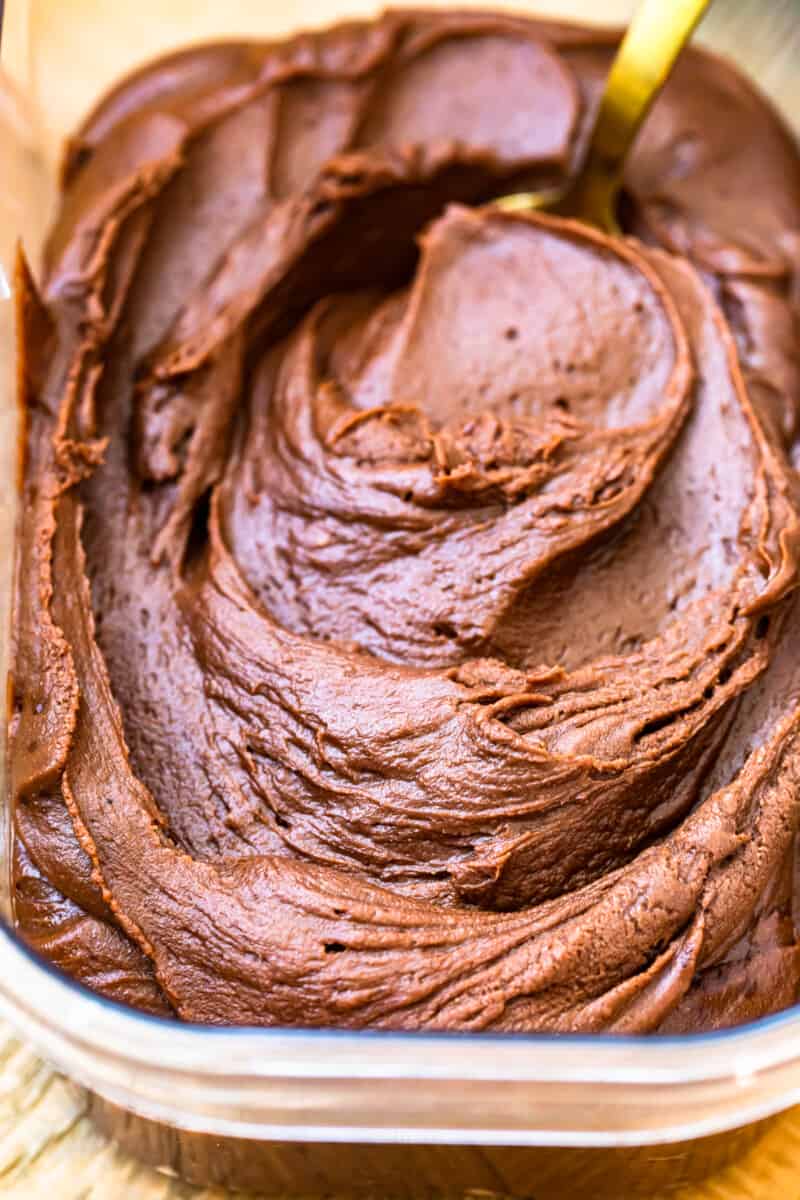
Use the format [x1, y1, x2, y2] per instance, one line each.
[571, 0, 710, 226]
[592, 0, 711, 173]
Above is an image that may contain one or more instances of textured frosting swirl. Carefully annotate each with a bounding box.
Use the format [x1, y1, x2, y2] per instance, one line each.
[12, 10, 800, 1032]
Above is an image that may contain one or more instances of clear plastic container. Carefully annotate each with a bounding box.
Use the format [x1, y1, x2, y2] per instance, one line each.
[1, 1, 799, 1195]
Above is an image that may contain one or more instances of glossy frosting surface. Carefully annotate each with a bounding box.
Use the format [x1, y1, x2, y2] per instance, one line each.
[11, 10, 800, 1032]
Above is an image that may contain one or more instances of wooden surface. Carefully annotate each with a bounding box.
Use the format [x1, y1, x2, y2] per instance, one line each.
[2, 1, 800, 1197]
[0, 1021, 239, 1199]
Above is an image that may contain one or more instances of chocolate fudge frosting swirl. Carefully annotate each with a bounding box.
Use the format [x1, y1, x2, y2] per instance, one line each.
[12, 11, 800, 1032]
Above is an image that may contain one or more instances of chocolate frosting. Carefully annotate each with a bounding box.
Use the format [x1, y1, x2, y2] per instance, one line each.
[11, 10, 800, 1032]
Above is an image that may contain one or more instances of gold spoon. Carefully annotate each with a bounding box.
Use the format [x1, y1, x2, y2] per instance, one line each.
[497, 0, 712, 232]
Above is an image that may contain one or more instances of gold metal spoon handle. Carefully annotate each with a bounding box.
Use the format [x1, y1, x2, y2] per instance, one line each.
[573, 0, 711, 227]
[498, 0, 712, 230]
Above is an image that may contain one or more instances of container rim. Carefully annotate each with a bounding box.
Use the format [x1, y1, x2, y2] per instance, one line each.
[4, 920, 800, 1145]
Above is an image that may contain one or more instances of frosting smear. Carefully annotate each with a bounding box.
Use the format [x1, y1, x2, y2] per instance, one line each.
[11, 10, 800, 1032]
